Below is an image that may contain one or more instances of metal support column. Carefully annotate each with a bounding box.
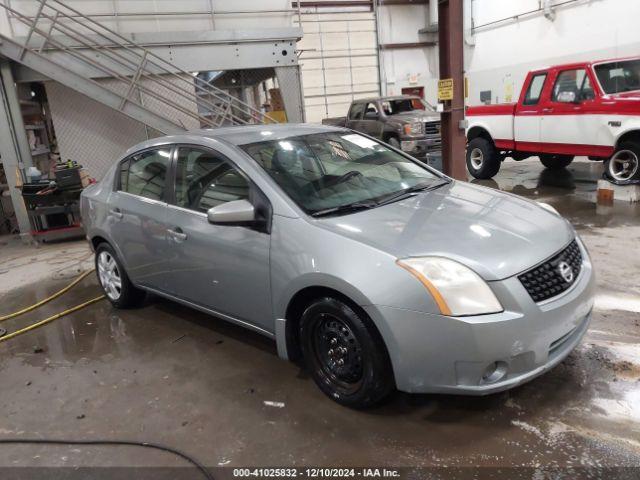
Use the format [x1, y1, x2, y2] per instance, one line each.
[438, 0, 467, 180]
[275, 65, 306, 123]
[0, 61, 32, 236]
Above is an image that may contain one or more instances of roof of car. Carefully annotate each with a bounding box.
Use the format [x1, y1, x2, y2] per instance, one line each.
[188, 123, 347, 146]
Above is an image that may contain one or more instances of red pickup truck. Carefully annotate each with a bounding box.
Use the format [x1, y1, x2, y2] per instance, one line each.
[465, 57, 640, 181]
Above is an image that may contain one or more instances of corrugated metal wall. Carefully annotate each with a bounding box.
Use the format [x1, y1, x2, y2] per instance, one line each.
[297, 5, 379, 123]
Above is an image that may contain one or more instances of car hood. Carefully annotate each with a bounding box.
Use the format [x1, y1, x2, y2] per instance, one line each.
[315, 181, 574, 281]
[389, 111, 441, 123]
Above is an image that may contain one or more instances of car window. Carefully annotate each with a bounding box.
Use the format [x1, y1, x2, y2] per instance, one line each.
[522, 73, 547, 105]
[174, 147, 250, 213]
[363, 102, 379, 120]
[241, 132, 442, 214]
[594, 59, 640, 94]
[552, 69, 594, 102]
[348, 103, 365, 120]
[120, 147, 171, 201]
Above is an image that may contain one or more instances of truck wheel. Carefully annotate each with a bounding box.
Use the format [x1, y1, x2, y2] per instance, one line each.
[539, 154, 574, 170]
[605, 142, 640, 182]
[387, 136, 401, 149]
[299, 297, 394, 408]
[466, 137, 500, 179]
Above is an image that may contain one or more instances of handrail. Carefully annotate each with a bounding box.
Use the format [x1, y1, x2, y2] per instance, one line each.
[0, 0, 278, 127]
[43, 0, 276, 124]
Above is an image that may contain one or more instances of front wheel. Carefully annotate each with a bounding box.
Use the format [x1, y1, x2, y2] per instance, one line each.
[299, 297, 394, 408]
[466, 137, 501, 179]
[539, 154, 574, 169]
[605, 142, 640, 182]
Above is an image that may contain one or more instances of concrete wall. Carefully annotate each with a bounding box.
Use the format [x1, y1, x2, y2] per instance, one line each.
[465, 0, 640, 105]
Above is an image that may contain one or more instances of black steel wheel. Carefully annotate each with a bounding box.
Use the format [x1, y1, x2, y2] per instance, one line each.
[300, 297, 394, 408]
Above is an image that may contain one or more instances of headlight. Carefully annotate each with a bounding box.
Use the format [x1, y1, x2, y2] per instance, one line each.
[537, 202, 559, 215]
[403, 122, 422, 135]
[396, 257, 503, 316]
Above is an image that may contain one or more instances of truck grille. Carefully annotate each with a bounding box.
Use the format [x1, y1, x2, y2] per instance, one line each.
[424, 121, 440, 136]
[518, 240, 582, 303]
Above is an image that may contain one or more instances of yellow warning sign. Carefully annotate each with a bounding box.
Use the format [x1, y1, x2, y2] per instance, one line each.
[438, 78, 454, 101]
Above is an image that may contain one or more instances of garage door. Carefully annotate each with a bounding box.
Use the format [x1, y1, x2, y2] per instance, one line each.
[297, 5, 380, 123]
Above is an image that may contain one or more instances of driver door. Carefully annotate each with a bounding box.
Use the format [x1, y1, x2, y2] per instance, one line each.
[164, 146, 272, 332]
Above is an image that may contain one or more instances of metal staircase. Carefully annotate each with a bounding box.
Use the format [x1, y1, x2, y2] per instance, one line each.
[0, 0, 277, 134]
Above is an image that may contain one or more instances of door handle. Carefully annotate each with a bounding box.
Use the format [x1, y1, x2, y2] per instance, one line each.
[542, 108, 554, 113]
[167, 227, 187, 242]
[109, 208, 123, 220]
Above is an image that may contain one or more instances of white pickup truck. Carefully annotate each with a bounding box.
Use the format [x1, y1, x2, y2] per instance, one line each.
[465, 57, 640, 182]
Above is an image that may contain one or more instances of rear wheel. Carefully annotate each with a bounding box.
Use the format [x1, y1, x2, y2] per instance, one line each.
[299, 297, 394, 408]
[466, 137, 501, 179]
[95, 243, 145, 308]
[605, 142, 640, 182]
[539, 154, 574, 169]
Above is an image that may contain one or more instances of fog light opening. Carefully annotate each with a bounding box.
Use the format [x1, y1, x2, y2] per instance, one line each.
[481, 361, 508, 384]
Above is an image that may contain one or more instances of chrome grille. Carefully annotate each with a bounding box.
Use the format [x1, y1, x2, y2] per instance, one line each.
[518, 240, 583, 303]
[424, 121, 440, 136]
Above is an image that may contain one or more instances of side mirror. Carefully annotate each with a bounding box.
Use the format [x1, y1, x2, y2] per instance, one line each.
[207, 199, 255, 225]
[556, 91, 578, 103]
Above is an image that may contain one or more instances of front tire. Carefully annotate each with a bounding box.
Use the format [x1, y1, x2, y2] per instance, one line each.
[605, 141, 640, 182]
[466, 137, 501, 179]
[299, 297, 394, 408]
[539, 154, 574, 169]
[95, 243, 145, 308]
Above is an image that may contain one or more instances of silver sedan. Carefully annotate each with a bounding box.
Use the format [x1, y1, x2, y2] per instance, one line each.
[81, 124, 595, 408]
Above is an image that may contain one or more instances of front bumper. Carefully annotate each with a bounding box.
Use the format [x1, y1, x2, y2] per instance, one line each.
[400, 137, 441, 156]
[364, 241, 595, 395]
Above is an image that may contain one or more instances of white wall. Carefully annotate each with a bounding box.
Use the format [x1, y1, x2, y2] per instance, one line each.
[465, 0, 640, 105]
[377, 3, 439, 104]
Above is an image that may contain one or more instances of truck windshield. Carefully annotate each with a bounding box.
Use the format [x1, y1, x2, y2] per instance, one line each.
[594, 59, 640, 94]
[241, 132, 445, 216]
[382, 98, 434, 115]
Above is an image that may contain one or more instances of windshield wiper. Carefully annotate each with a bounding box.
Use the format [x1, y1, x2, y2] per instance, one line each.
[377, 180, 449, 206]
[310, 201, 378, 218]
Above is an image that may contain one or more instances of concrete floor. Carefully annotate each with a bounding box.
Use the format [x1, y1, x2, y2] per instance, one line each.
[0, 158, 639, 475]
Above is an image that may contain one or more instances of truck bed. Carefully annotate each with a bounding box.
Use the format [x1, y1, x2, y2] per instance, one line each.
[321, 117, 347, 127]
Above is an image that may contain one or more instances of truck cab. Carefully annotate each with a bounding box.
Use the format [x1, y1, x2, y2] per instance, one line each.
[466, 57, 640, 181]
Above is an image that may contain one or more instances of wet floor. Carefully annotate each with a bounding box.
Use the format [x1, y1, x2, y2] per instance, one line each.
[0, 158, 639, 476]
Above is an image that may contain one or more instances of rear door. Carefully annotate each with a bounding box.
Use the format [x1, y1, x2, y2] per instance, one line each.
[107, 146, 172, 290]
[514, 71, 548, 150]
[163, 145, 272, 332]
[540, 67, 599, 155]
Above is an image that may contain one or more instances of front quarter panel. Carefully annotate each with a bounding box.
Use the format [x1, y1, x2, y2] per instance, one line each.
[270, 215, 442, 322]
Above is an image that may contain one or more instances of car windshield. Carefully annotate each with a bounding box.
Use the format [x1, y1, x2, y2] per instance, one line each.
[240, 132, 445, 216]
[382, 98, 434, 115]
[594, 59, 640, 94]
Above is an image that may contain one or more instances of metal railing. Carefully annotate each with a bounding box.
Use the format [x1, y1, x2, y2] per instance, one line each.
[0, 0, 279, 130]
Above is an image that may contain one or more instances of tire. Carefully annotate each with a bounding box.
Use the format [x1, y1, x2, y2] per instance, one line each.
[466, 137, 501, 179]
[95, 243, 146, 308]
[605, 141, 640, 182]
[539, 154, 574, 170]
[387, 136, 401, 149]
[299, 297, 394, 408]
